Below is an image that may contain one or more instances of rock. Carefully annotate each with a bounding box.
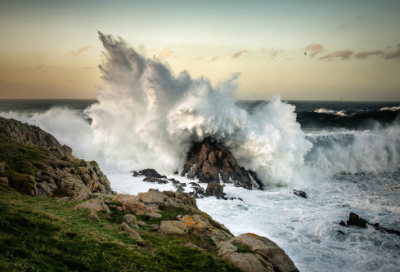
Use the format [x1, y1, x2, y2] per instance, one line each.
[121, 222, 143, 241]
[71, 191, 93, 202]
[176, 185, 185, 192]
[217, 241, 238, 256]
[293, 190, 308, 199]
[143, 176, 155, 182]
[138, 169, 166, 179]
[61, 145, 72, 156]
[117, 206, 123, 212]
[139, 190, 167, 204]
[0, 177, 9, 185]
[157, 179, 169, 184]
[57, 196, 70, 202]
[123, 214, 138, 227]
[224, 253, 274, 272]
[132, 171, 139, 177]
[160, 220, 188, 235]
[205, 182, 224, 198]
[137, 221, 147, 227]
[181, 138, 263, 190]
[232, 233, 299, 272]
[338, 230, 345, 235]
[122, 201, 148, 215]
[74, 196, 111, 214]
[346, 212, 368, 228]
[184, 243, 203, 251]
[342, 212, 400, 236]
[104, 199, 112, 204]
[146, 211, 162, 219]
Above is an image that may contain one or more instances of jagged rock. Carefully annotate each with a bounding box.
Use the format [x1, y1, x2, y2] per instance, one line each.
[139, 190, 167, 204]
[0, 116, 72, 155]
[181, 138, 262, 190]
[160, 220, 188, 235]
[232, 233, 299, 272]
[205, 182, 224, 198]
[342, 212, 400, 236]
[122, 201, 149, 215]
[71, 191, 93, 202]
[121, 222, 143, 241]
[293, 190, 308, 199]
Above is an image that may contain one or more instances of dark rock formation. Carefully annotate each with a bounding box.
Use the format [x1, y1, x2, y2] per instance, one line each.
[341, 212, 400, 236]
[181, 138, 262, 190]
[293, 189, 308, 199]
[138, 169, 167, 179]
[0, 116, 73, 156]
[205, 182, 224, 198]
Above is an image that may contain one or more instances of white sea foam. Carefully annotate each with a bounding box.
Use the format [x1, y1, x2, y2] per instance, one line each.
[380, 106, 400, 111]
[314, 108, 347, 116]
[0, 32, 313, 186]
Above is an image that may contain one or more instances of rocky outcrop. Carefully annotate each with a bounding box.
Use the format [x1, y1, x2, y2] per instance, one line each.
[0, 116, 72, 156]
[181, 138, 262, 190]
[0, 116, 113, 197]
[340, 212, 400, 236]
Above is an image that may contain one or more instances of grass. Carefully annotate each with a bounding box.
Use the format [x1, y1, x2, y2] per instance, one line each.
[0, 184, 242, 272]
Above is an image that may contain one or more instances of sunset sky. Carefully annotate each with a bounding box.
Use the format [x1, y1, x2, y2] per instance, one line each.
[1, 0, 399, 101]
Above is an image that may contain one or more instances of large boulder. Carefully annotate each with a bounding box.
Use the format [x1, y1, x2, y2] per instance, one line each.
[160, 220, 188, 235]
[232, 233, 299, 272]
[181, 138, 262, 190]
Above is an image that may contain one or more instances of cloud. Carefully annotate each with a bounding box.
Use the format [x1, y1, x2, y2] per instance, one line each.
[305, 43, 324, 57]
[232, 50, 247, 58]
[20, 64, 62, 72]
[354, 50, 384, 59]
[262, 49, 283, 59]
[384, 44, 400, 59]
[210, 56, 220, 62]
[82, 67, 94, 70]
[157, 47, 173, 59]
[319, 49, 353, 61]
[71, 45, 93, 56]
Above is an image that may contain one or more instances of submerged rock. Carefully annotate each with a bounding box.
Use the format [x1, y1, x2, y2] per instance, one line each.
[341, 212, 400, 236]
[181, 138, 262, 190]
[293, 190, 308, 199]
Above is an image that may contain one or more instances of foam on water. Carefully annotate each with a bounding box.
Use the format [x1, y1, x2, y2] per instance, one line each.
[108, 172, 400, 272]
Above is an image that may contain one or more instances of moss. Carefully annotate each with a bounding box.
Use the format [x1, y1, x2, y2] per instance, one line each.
[4, 170, 35, 196]
[233, 242, 253, 254]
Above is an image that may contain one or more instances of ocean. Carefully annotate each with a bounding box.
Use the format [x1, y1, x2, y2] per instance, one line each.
[1, 98, 399, 272]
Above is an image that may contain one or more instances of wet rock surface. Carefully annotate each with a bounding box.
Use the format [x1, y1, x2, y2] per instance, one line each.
[341, 212, 400, 236]
[181, 138, 263, 190]
[293, 190, 308, 199]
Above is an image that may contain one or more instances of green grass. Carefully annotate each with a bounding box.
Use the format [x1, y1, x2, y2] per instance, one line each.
[0, 184, 242, 272]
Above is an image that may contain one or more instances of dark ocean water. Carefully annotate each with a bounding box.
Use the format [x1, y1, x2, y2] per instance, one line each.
[1, 99, 399, 131]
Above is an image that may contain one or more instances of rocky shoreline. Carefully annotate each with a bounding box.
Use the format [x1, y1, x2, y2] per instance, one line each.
[0, 116, 299, 272]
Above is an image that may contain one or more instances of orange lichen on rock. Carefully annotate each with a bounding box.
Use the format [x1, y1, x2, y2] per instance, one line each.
[247, 233, 257, 237]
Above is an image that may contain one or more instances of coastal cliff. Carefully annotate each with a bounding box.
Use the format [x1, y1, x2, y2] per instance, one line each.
[0, 117, 299, 272]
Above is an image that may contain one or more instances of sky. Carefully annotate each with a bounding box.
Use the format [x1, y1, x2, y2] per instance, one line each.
[0, 0, 399, 101]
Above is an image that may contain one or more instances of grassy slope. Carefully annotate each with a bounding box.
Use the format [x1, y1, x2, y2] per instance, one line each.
[0, 185, 242, 272]
[0, 135, 242, 271]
